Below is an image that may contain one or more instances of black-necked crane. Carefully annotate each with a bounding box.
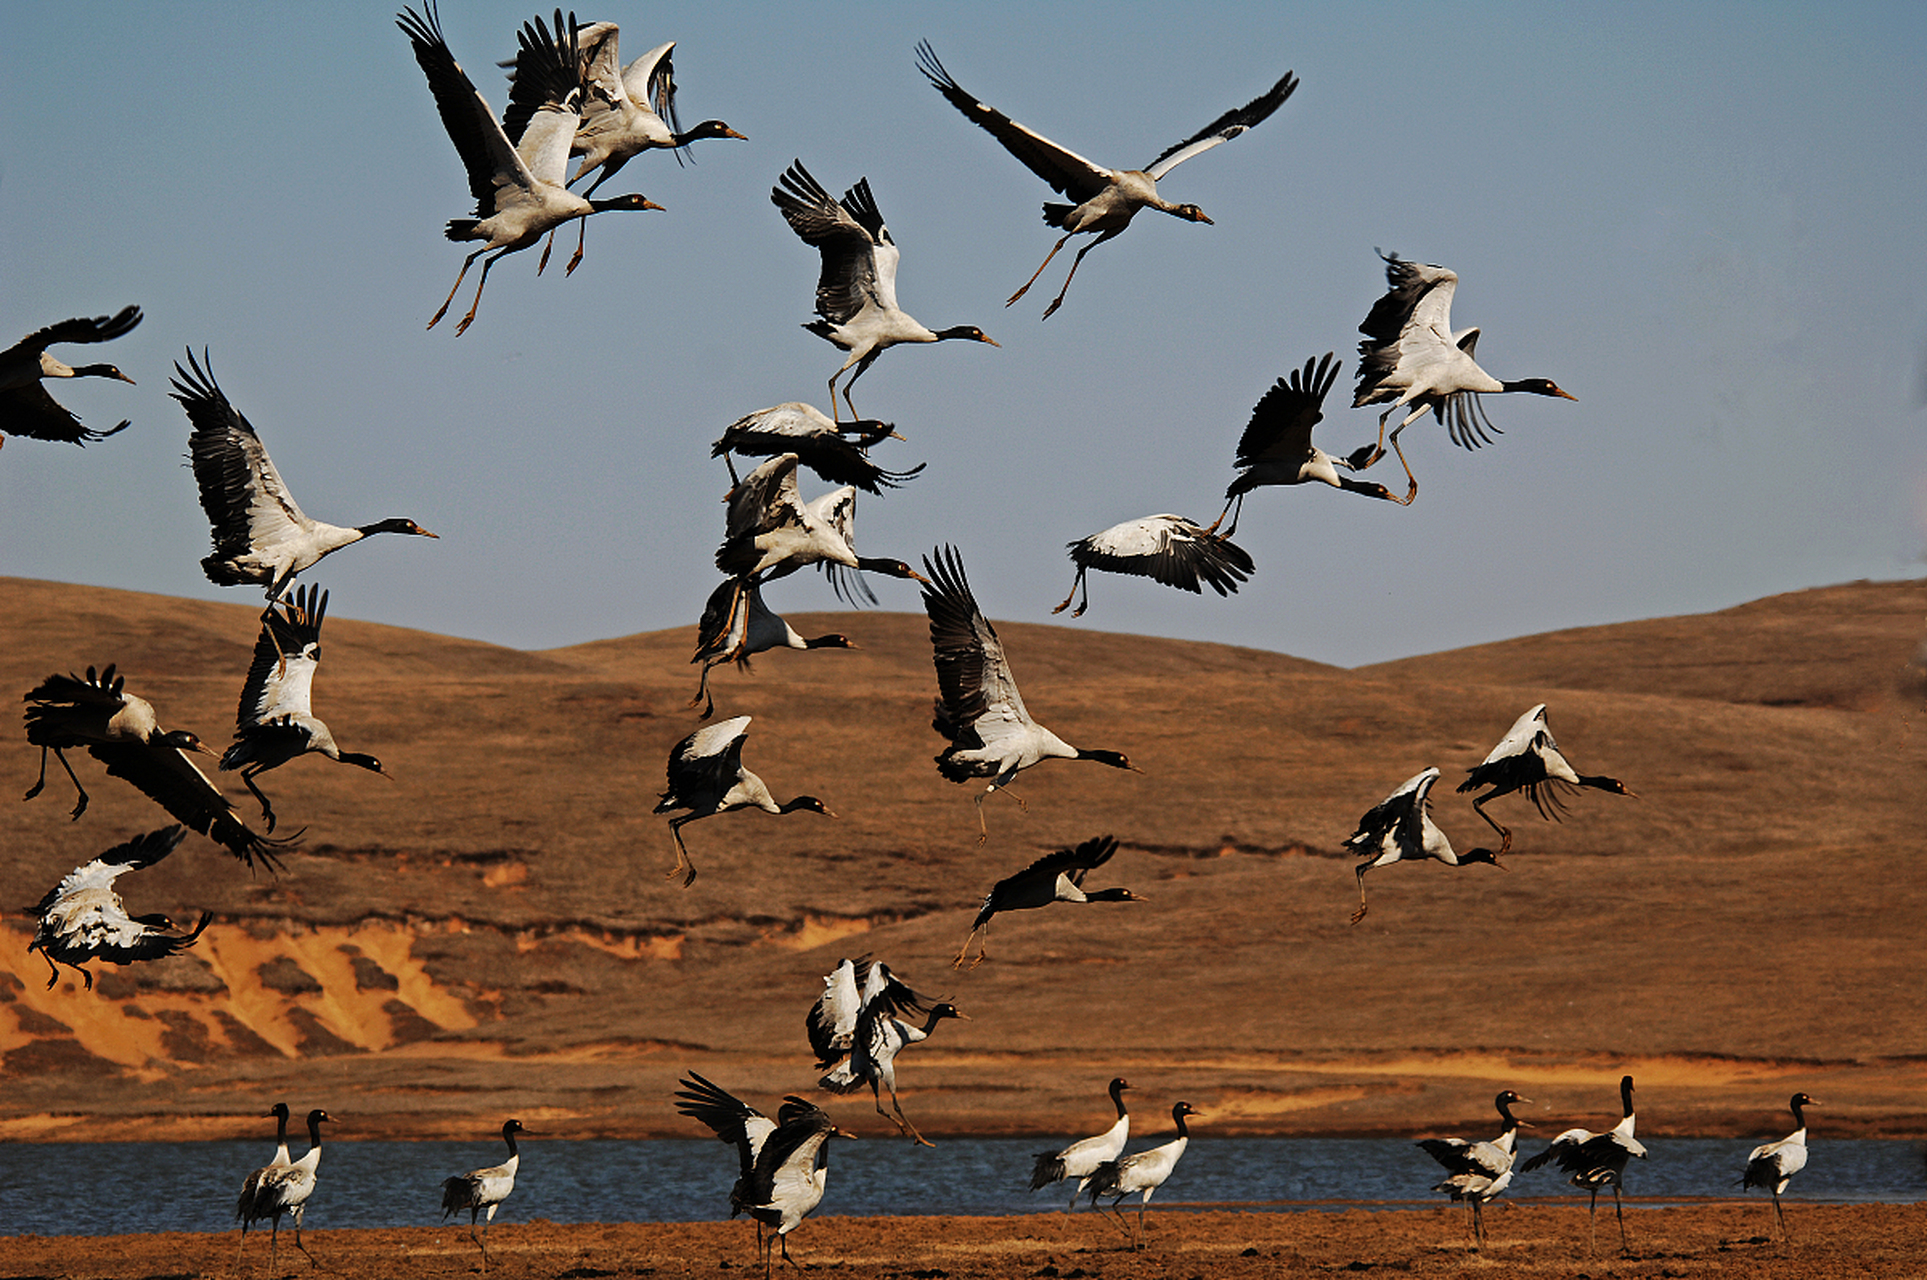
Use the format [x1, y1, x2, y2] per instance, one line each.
[689, 578, 854, 720]
[235, 1103, 293, 1266]
[399, 3, 663, 333]
[173, 350, 437, 606]
[1457, 704, 1634, 854]
[712, 402, 921, 495]
[441, 1118, 527, 1270]
[819, 999, 966, 1148]
[1520, 1075, 1646, 1255]
[1208, 351, 1399, 533]
[1416, 1089, 1532, 1249]
[923, 545, 1137, 843]
[27, 825, 212, 990]
[0, 306, 140, 447]
[1349, 250, 1578, 503]
[677, 1073, 855, 1274]
[1087, 1101, 1202, 1250]
[566, 23, 745, 191]
[807, 957, 933, 1070]
[1053, 514, 1253, 619]
[23, 664, 293, 871]
[675, 1071, 780, 1227]
[772, 160, 998, 422]
[916, 42, 1296, 320]
[1345, 766, 1501, 926]
[715, 452, 926, 606]
[239, 1107, 333, 1273]
[1741, 1092, 1817, 1243]
[955, 834, 1143, 967]
[741, 1095, 857, 1277]
[810, 957, 960, 1146]
[220, 585, 387, 833]
[1030, 1077, 1132, 1211]
[653, 715, 831, 887]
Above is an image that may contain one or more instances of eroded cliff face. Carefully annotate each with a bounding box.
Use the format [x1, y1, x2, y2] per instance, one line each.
[1, 578, 1923, 1142]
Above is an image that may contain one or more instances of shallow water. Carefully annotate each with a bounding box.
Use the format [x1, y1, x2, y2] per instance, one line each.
[0, 1136, 1919, 1238]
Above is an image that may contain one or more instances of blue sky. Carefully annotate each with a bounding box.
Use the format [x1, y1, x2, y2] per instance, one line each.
[3, 2, 1923, 666]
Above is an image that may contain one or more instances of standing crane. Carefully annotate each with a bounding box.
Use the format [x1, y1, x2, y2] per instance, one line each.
[0, 306, 140, 447]
[1053, 514, 1253, 618]
[772, 160, 998, 421]
[1416, 1089, 1532, 1249]
[238, 1108, 333, 1273]
[398, 3, 663, 333]
[915, 42, 1296, 319]
[234, 1103, 293, 1266]
[1520, 1075, 1647, 1255]
[1086, 1101, 1203, 1250]
[23, 664, 293, 870]
[1740, 1092, 1817, 1243]
[440, 1118, 528, 1271]
[1345, 767, 1501, 925]
[1208, 351, 1399, 534]
[174, 350, 437, 606]
[653, 716, 831, 887]
[221, 585, 387, 833]
[922, 545, 1136, 842]
[1030, 1077, 1132, 1210]
[1457, 704, 1634, 853]
[955, 834, 1143, 967]
[28, 825, 211, 989]
[1349, 251, 1577, 503]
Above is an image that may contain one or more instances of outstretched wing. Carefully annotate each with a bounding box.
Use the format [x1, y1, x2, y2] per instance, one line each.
[915, 41, 1114, 204]
[772, 161, 883, 328]
[1145, 69, 1299, 178]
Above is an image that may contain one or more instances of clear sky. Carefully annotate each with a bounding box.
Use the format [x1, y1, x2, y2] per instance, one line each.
[3, 2, 1923, 667]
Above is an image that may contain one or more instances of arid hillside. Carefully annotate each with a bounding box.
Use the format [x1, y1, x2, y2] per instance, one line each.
[0, 575, 1921, 1143]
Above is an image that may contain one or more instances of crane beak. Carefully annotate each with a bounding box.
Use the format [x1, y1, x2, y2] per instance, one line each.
[833, 1127, 860, 1140]
[113, 370, 136, 385]
[1555, 389, 1579, 401]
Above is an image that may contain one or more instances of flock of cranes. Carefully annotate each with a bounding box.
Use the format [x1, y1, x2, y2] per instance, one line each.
[1, 4, 1829, 1271]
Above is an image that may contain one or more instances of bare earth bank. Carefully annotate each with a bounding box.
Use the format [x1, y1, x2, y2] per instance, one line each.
[6, 1205, 1927, 1280]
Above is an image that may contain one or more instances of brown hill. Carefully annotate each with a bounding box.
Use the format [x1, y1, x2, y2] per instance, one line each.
[0, 576, 1921, 1143]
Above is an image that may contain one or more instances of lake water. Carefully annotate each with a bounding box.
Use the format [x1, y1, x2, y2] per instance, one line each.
[0, 1137, 1920, 1238]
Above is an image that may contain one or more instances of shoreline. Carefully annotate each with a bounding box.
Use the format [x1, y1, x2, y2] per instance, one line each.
[3, 1206, 1925, 1278]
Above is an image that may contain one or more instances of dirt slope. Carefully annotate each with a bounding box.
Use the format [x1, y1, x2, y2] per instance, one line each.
[0, 575, 1921, 1143]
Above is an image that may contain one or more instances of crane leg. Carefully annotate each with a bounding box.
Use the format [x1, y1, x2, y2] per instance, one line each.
[536, 227, 557, 275]
[1585, 1186, 1599, 1255]
[838, 353, 880, 424]
[1051, 569, 1088, 617]
[666, 822, 699, 887]
[240, 766, 280, 834]
[269, 1216, 280, 1274]
[24, 746, 91, 820]
[1350, 864, 1371, 926]
[885, 1091, 934, 1147]
[1613, 1182, 1630, 1253]
[429, 247, 488, 330]
[479, 1211, 491, 1271]
[953, 924, 987, 969]
[1470, 797, 1514, 855]
[777, 1230, 802, 1275]
[1386, 427, 1420, 505]
[1008, 235, 1073, 307]
[1202, 493, 1241, 539]
[1345, 410, 1395, 472]
[1041, 230, 1123, 321]
[454, 249, 510, 337]
[1472, 1199, 1485, 1249]
[1773, 1187, 1792, 1243]
[291, 1206, 317, 1268]
[565, 215, 589, 276]
[688, 662, 718, 720]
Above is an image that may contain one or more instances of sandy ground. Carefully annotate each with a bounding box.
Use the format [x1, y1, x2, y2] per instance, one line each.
[5, 1204, 1926, 1280]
